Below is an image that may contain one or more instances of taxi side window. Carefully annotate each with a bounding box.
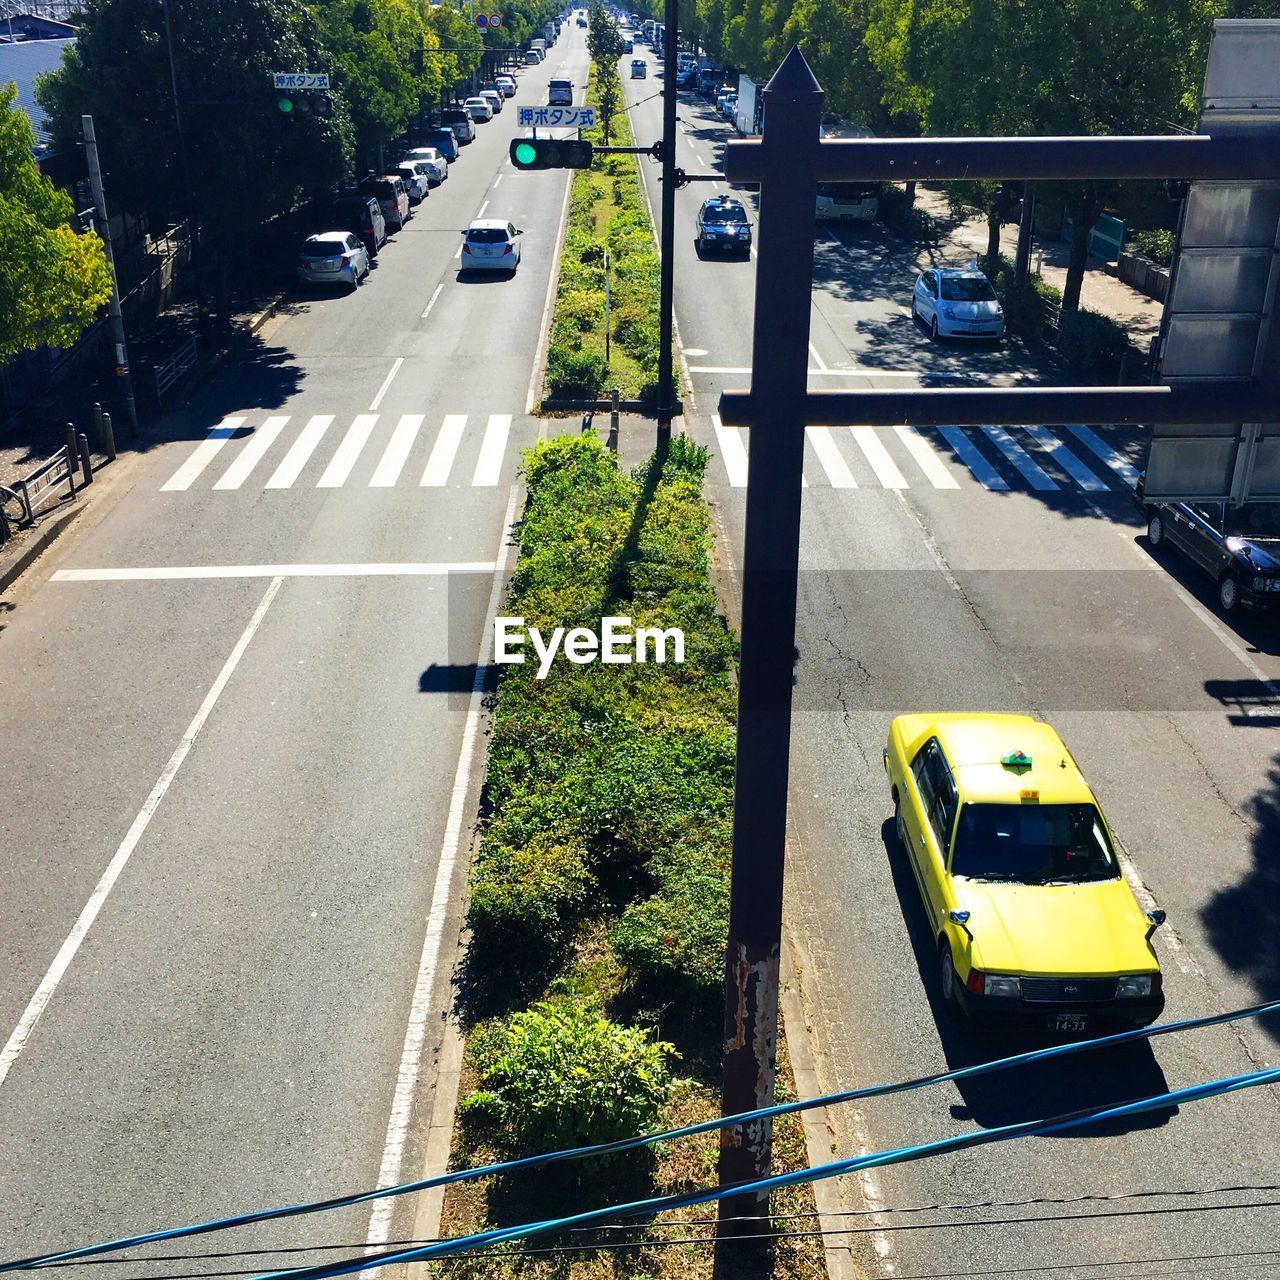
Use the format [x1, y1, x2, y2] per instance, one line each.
[911, 739, 958, 853]
[1190, 502, 1223, 530]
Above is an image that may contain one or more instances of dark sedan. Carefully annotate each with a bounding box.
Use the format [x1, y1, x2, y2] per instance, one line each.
[1144, 494, 1280, 613]
[695, 196, 752, 258]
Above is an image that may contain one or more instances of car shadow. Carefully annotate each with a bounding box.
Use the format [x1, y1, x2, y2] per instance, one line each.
[455, 270, 517, 283]
[879, 817, 1176, 1135]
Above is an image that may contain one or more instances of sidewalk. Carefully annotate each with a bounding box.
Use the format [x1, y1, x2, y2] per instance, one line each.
[913, 184, 1165, 348]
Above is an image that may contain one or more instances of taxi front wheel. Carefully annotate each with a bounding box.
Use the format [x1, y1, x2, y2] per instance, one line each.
[938, 941, 965, 1020]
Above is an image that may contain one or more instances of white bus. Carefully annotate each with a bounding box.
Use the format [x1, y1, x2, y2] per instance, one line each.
[814, 121, 881, 222]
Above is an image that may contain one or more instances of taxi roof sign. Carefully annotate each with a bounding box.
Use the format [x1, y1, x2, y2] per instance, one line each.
[1001, 749, 1033, 769]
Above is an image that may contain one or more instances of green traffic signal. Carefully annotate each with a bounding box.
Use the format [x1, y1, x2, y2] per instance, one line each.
[508, 137, 593, 170]
[277, 94, 294, 113]
[514, 140, 538, 166]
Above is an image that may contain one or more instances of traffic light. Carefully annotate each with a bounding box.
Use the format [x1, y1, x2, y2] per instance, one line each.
[509, 136, 593, 170]
[276, 91, 333, 118]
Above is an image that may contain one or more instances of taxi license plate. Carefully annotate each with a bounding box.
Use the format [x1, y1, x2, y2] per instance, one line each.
[1052, 1013, 1088, 1032]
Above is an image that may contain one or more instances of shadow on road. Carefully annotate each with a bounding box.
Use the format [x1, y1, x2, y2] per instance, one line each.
[880, 817, 1176, 1136]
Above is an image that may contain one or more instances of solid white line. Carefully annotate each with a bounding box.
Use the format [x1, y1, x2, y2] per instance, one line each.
[983, 425, 1058, 491]
[365, 486, 521, 1248]
[212, 416, 289, 490]
[318, 414, 379, 487]
[526, 172, 575, 414]
[369, 358, 404, 412]
[0, 576, 283, 1090]
[370, 415, 425, 488]
[472, 414, 512, 487]
[160, 418, 245, 491]
[713, 415, 749, 487]
[52, 563, 495, 581]
[1026, 425, 1108, 491]
[850, 426, 908, 489]
[265, 415, 334, 489]
[805, 427, 856, 489]
[477, 200, 490, 219]
[894, 426, 960, 490]
[938, 426, 1009, 490]
[808, 342, 828, 372]
[421, 283, 444, 322]
[493, 174, 503, 188]
[1067, 424, 1141, 488]
[421, 414, 468, 486]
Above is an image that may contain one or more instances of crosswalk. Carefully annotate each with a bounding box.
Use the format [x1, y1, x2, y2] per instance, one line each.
[711, 418, 1141, 495]
[161, 412, 519, 493]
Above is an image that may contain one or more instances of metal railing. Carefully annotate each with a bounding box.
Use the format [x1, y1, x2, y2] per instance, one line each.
[153, 335, 199, 403]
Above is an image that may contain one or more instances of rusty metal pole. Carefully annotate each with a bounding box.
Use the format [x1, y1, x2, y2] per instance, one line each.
[716, 47, 823, 1246]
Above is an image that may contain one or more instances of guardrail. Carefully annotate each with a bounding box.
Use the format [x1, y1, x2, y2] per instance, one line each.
[153, 335, 199, 404]
[12, 444, 77, 525]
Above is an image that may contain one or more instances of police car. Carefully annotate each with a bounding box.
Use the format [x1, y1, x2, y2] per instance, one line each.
[695, 196, 752, 258]
[912, 261, 1004, 339]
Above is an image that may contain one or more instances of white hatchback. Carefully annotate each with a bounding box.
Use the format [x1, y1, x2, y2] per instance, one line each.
[912, 263, 1005, 339]
[297, 232, 370, 290]
[464, 96, 494, 122]
[460, 219, 523, 274]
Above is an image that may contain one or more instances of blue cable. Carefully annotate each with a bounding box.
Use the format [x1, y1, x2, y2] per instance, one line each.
[248, 1061, 1280, 1279]
[4, 997, 1278, 1274]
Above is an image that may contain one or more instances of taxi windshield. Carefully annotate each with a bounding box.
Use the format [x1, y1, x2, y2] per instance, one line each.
[940, 276, 996, 302]
[1224, 504, 1280, 539]
[951, 802, 1118, 883]
[703, 205, 747, 224]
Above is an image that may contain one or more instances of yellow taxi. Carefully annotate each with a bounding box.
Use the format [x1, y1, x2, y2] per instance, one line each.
[883, 713, 1166, 1032]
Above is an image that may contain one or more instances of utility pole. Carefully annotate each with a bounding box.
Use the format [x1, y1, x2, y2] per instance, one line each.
[655, 0, 678, 446]
[714, 48, 823, 1255]
[81, 115, 138, 435]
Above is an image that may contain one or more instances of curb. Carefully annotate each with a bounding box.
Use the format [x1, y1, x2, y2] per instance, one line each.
[0, 500, 84, 596]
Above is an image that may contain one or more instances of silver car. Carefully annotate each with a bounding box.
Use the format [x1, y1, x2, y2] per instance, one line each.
[401, 148, 448, 186]
[464, 96, 494, 122]
[297, 231, 370, 290]
[460, 219, 523, 274]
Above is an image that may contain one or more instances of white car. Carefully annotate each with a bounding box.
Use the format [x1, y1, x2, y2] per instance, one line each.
[495, 75, 517, 97]
[297, 231, 369, 290]
[464, 96, 494, 122]
[460, 218, 523, 274]
[401, 148, 448, 185]
[480, 89, 504, 115]
[393, 163, 431, 203]
[912, 263, 1005, 339]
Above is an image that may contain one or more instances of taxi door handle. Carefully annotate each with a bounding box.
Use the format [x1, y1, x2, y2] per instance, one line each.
[919, 835, 926, 847]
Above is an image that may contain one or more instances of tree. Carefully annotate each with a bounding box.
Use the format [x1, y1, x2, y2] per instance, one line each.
[588, 1, 625, 140]
[0, 84, 112, 360]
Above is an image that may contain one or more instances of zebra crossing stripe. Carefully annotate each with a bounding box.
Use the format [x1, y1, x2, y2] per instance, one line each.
[1026, 425, 1108, 491]
[983, 426, 1058, 491]
[713, 415, 749, 488]
[161, 418, 245, 491]
[938, 427, 1009, 490]
[805, 428, 857, 488]
[213, 416, 290, 490]
[266, 415, 334, 489]
[318, 414, 378, 488]
[894, 426, 959, 490]
[370, 414, 426, 488]
[1067, 425, 1141, 488]
[850, 426, 908, 489]
[422, 415, 468, 487]
[472, 414, 512, 487]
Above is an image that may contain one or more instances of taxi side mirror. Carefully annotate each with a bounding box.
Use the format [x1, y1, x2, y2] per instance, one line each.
[1145, 908, 1166, 942]
[948, 908, 974, 943]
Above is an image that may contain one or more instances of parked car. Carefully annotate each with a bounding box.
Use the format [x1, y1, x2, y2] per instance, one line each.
[884, 712, 1166, 1030]
[548, 78, 574, 105]
[401, 148, 448, 185]
[623, 39, 633, 53]
[480, 89, 504, 115]
[460, 218, 523, 274]
[327, 194, 386, 258]
[912, 264, 1004, 339]
[631, 58, 646, 78]
[1142, 494, 1280, 613]
[358, 174, 410, 229]
[419, 127, 459, 161]
[482, 81, 507, 103]
[394, 163, 430, 203]
[576, 13, 586, 24]
[524, 48, 544, 64]
[464, 96, 493, 122]
[495, 74, 517, 97]
[439, 107, 476, 143]
[720, 93, 738, 120]
[297, 231, 369, 290]
[676, 65, 697, 87]
[695, 195, 752, 258]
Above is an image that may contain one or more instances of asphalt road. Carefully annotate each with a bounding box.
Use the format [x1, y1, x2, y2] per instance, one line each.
[0, 27, 590, 1268]
[623, 46, 1280, 1280]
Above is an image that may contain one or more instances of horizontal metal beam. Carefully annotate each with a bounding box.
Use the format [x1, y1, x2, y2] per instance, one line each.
[716, 383, 1280, 428]
[724, 133, 1280, 184]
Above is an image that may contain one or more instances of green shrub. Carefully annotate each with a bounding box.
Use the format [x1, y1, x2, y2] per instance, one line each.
[1131, 229, 1174, 267]
[460, 999, 676, 1153]
[988, 253, 1063, 341]
[559, 287, 605, 332]
[546, 346, 606, 397]
[1056, 308, 1135, 384]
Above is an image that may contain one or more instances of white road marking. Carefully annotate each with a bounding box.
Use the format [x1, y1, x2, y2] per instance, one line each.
[1067, 424, 1141, 488]
[493, 174, 503, 188]
[808, 343, 828, 372]
[421, 414, 468, 487]
[805, 428, 857, 488]
[420, 283, 444, 321]
[713, 414, 749, 487]
[472, 414, 512, 487]
[850, 426, 908, 489]
[318, 414, 379, 487]
[938, 426, 1009, 490]
[265, 415, 333, 489]
[983, 425, 1058, 490]
[683, 347, 709, 357]
[211, 416, 289, 491]
[1026, 425, 1108, 491]
[894, 426, 960, 490]
[0, 576, 283, 1090]
[369, 414, 425, 488]
[160, 417, 245, 491]
[477, 200, 490, 218]
[369, 357, 404, 411]
[52, 562, 495, 582]
[365, 487, 521, 1249]
[688, 366, 932, 378]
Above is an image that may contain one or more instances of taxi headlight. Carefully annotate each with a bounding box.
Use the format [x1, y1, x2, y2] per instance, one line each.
[1117, 974, 1154, 998]
[983, 974, 1022, 998]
